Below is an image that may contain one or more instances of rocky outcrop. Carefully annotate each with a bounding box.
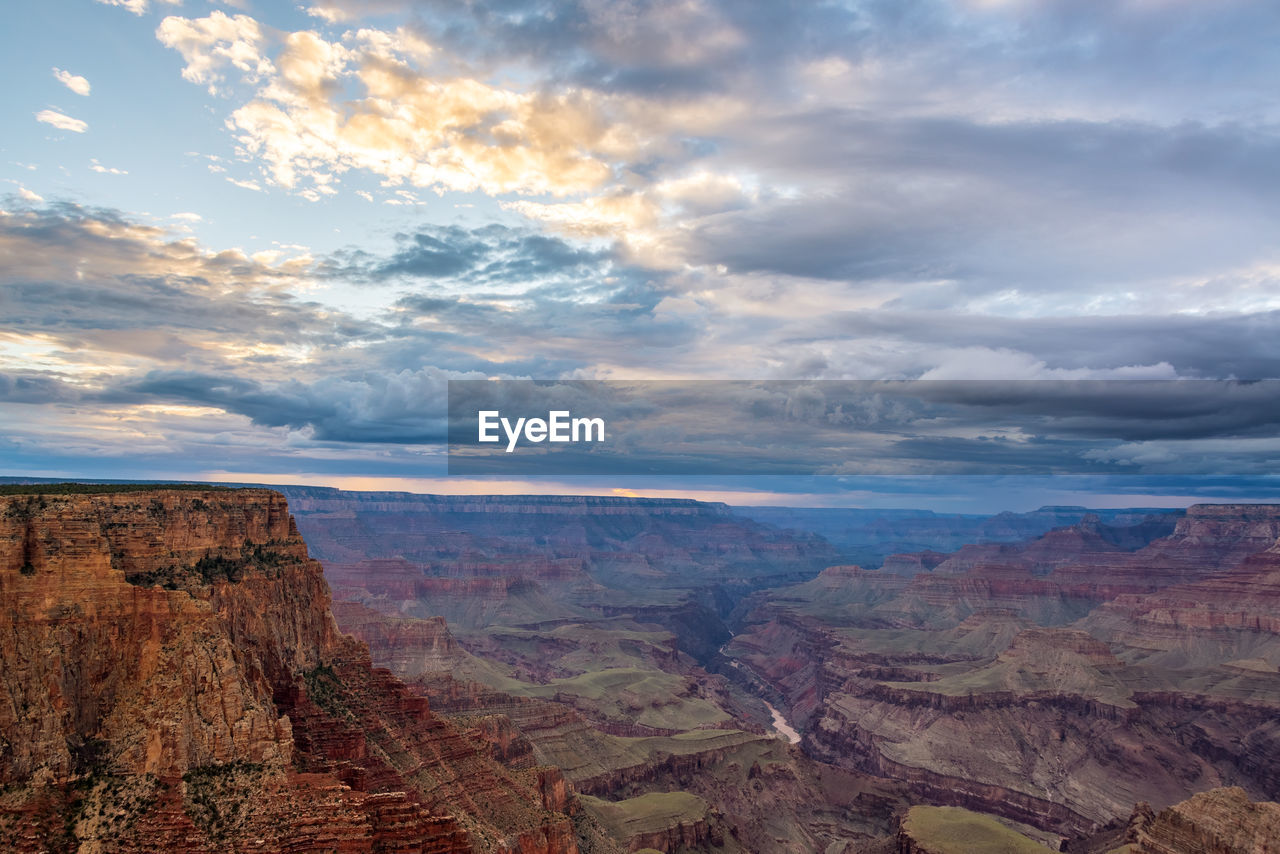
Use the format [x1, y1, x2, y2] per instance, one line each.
[880, 551, 949, 576]
[852, 506, 1278, 629]
[626, 815, 722, 853]
[1090, 549, 1280, 640]
[281, 487, 838, 637]
[0, 487, 580, 854]
[0, 488, 326, 784]
[732, 504, 1280, 838]
[739, 505, 1180, 569]
[333, 601, 470, 678]
[1128, 787, 1280, 853]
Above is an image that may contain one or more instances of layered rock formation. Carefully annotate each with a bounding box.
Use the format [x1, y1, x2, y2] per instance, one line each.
[738, 505, 1177, 569]
[1117, 787, 1280, 854]
[895, 805, 1056, 853]
[0, 487, 580, 853]
[279, 487, 837, 634]
[334, 600, 914, 852]
[729, 505, 1280, 839]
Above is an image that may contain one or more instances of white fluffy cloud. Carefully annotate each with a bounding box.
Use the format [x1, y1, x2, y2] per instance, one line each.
[155, 12, 741, 225]
[94, 0, 180, 15]
[35, 109, 87, 133]
[156, 11, 274, 93]
[89, 159, 128, 175]
[53, 68, 91, 96]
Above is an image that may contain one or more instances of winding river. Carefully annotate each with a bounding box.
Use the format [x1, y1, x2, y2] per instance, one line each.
[764, 700, 801, 744]
[724, 648, 801, 744]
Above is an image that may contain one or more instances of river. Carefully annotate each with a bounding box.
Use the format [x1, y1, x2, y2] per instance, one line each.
[726, 658, 802, 744]
[764, 700, 801, 744]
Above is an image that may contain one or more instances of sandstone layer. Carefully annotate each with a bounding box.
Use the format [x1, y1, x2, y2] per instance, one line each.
[730, 505, 1280, 839]
[0, 487, 580, 854]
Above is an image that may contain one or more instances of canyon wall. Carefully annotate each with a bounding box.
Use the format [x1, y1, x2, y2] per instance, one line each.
[731, 505, 1280, 838]
[0, 487, 580, 854]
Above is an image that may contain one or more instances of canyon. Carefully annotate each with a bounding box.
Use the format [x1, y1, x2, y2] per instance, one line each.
[2, 482, 1278, 852]
[731, 505, 1280, 844]
[0, 487, 580, 853]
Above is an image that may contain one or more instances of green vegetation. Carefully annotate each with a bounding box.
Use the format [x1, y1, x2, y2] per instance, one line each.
[0, 482, 237, 496]
[303, 662, 355, 721]
[124, 540, 301, 590]
[0, 773, 167, 849]
[579, 791, 708, 837]
[73, 773, 163, 840]
[182, 761, 265, 845]
[900, 806, 1058, 854]
[512, 667, 732, 730]
[520, 726, 757, 787]
[2, 494, 47, 519]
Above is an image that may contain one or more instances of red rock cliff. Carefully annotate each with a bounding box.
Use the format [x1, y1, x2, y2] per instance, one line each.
[0, 487, 579, 854]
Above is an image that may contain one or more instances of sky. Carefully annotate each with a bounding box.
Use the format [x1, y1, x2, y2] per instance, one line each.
[3, 0, 1280, 511]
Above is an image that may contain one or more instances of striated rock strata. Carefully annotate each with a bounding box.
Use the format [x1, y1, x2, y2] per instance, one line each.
[1127, 787, 1280, 854]
[0, 487, 579, 853]
[731, 505, 1280, 839]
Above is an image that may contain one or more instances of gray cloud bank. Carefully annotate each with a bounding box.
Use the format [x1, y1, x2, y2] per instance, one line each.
[3, 199, 1280, 472]
[446, 379, 1280, 475]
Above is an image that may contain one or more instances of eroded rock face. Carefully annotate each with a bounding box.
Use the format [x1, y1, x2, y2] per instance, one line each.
[731, 505, 1280, 838]
[280, 488, 838, 634]
[0, 489, 326, 783]
[1128, 787, 1280, 854]
[0, 488, 580, 854]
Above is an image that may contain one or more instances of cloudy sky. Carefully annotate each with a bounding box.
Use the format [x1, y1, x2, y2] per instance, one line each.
[3, 0, 1280, 509]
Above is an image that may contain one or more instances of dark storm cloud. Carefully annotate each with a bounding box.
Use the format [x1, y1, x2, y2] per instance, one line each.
[446, 379, 1280, 475]
[333, 223, 703, 362]
[0, 203, 704, 450]
[110, 369, 452, 444]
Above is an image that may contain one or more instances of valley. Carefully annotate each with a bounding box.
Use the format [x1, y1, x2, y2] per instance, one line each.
[1, 483, 1278, 852]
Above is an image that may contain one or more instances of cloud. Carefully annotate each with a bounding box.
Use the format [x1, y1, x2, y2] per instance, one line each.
[151, 3, 1280, 300]
[93, 0, 182, 14]
[445, 378, 1280, 476]
[89, 159, 128, 175]
[112, 368, 457, 443]
[35, 110, 87, 133]
[0, 202, 671, 453]
[52, 68, 90, 96]
[335, 223, 616, 285]
[94, 0, 149, 15]
[0, 203, 327, 352]
[13, 1, 1280, 484]
[369, 0, 1280, 125]
[6, 199, 1280, 487]
[154, 11, 737, 212]
[16, 187, 44, 203]
[156, 11, 274, 92]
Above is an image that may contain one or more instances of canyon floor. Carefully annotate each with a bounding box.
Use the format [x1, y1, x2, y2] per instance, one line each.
[2, 483, 1279, 852]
